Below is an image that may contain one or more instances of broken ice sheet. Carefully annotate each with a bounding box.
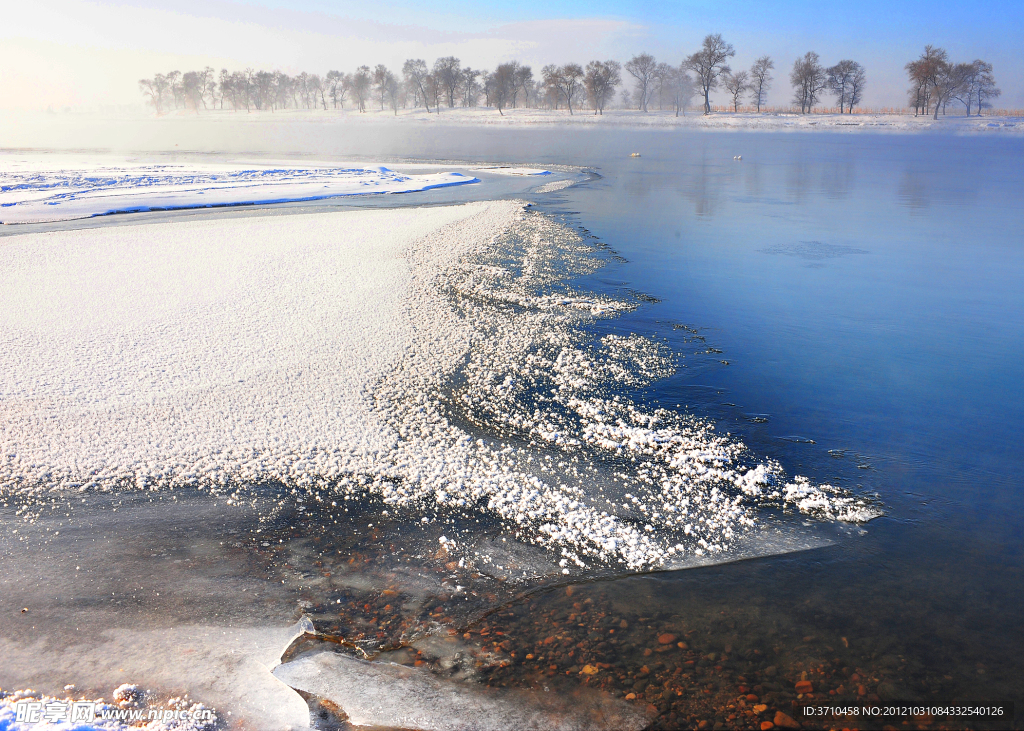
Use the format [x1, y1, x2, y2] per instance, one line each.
[273, 648, 649, 731]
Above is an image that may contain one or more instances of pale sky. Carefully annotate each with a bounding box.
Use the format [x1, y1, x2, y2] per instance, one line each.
[2, 0, 1022, 111]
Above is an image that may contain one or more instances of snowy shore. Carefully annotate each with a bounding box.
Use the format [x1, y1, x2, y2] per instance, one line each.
[0, 159, 478, 224]
[3, 107, 1020, 150]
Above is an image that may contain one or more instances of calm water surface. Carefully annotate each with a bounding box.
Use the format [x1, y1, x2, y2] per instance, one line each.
[542, 130, 1024, 724]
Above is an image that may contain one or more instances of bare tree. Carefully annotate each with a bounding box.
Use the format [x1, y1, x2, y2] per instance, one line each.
[723, 70, 750, 112]
[584, 60, 621, 115]
[434, 56, 462, 108]
[912, 47, 966, 120]
[905, 46, 946, 117]
[372, 65, 391, 111]
[514, 65, 534, 107]
[827, 60, 866, 113]
[181, 71, 204, 111]
[749, 55, 774, 112]
[385, 71, 402, 115]
[310, 74, 328, 110]
[351, 66, 371, 112]
[241, 68, 255, 111]
[947, 59, 1000, 117]
[973, 61, 1000, 115]
[325, 70, 346, 109]
[402, 59, 433, 112]
[790, 52, 827, 113]
[166, 71, 183, 109]
[550, 64, 585, 114]
[461, 67, 482, 107]
[139, 74, 170, 114]
[686, 34, 735, 114]
[660, 64, 696, 116]
[486, 62, 517, 115]
[505, 61, 523, 108]
[624, 53, 657, 112]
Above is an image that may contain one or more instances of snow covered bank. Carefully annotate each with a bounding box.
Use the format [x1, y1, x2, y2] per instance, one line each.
[0, 159, 478, 224]
[313, 107, 1024, 134]
[0, 203, 489, 489]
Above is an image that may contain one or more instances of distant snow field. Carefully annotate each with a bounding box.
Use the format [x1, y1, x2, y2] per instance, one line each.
[0, 159, 478, 224]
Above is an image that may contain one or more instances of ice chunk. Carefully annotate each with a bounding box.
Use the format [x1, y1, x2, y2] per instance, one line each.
[274, 650, 648, 731]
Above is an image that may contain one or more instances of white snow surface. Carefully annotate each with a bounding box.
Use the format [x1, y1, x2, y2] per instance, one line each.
[0, 159, 477, 224]
[0, 203, 490, 491]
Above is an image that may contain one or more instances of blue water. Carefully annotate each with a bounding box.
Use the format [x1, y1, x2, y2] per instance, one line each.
[538, 130, 1024, 715]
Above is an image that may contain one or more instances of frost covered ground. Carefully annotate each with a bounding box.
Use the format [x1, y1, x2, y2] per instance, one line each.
[0, 158, 478, 224]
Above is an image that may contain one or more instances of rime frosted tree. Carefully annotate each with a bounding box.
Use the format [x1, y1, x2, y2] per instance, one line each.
[790, 52, 827, 113]
[584, 60, 621, 115]
[749, 55, 774, 112]
[826, 60, 866, 113]
[624, 53, 657, 112]
[723, 70, 750, 112]
[686, 34, 735, 114]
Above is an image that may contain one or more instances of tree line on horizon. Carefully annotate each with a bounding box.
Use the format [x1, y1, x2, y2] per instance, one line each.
[137, 36, 1000, 118]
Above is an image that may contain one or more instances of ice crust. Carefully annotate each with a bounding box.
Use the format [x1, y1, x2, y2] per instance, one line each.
[273, 649, 648, 731]
[1, 199, 877, 574]
[0, 622, 308, 729]
[0, 159, 477, 224]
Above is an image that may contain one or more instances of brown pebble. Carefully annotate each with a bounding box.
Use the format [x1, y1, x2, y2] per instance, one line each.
[857, 684, 867, 696]
[794, 680, 813, 694]
[746, 694, 759, 702]
[774, 711, 801, 729]
[642, 648, 653, 657]
[760, 723, 775, 731]
[619, 619, 628, 629]
[657, 633, 677, 645]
